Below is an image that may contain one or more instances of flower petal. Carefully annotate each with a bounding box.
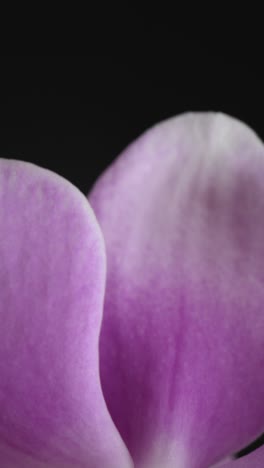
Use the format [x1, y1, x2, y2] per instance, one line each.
[90, 113, 264, 468]
[0, 160, 132, 468]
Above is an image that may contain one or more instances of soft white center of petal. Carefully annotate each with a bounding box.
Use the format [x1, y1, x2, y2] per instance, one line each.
[137, 438, 188, 468]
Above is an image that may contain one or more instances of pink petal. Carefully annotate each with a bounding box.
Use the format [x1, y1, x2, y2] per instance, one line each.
[90, 113, 264, 468]
[0, 160, 132, 468]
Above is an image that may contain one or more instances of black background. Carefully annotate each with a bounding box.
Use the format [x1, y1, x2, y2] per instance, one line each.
[0, 20, 264, 458]
[0, 29, 263, 197]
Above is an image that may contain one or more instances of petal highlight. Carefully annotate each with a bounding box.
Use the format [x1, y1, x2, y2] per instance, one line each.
[90, 114, 264, 467]
[0, 160, 132, 467]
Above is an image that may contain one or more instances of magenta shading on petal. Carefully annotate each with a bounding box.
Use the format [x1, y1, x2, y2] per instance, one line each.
[90, 113, 264, 468]
[0, 160, 133, 468]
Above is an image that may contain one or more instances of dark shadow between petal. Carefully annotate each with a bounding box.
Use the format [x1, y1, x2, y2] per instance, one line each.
[234, 433, 264, 459]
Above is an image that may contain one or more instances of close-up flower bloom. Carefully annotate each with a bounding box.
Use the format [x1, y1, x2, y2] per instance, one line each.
[0, 113, 264, 467]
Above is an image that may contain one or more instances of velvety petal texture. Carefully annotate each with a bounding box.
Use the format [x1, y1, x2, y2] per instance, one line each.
[0, 160, 132, 468]
[90, 113, 264, 468]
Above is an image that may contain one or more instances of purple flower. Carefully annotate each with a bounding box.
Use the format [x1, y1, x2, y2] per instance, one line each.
[0, 113, 263, 467]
